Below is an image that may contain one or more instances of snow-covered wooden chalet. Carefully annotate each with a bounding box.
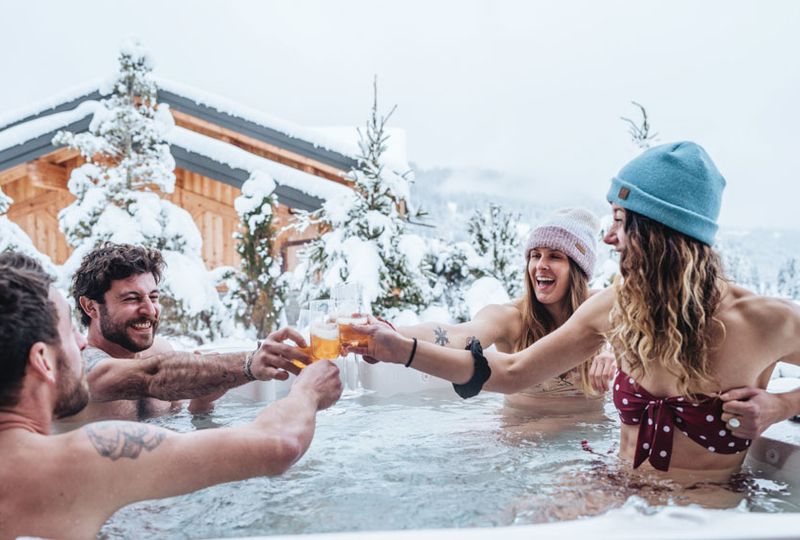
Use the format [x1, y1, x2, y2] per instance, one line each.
[0, 78, 406, 271]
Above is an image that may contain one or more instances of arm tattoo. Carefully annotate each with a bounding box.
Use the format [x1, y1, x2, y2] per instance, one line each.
[85, 422, 166, 461]
[82, 346, 112, 373]
[433, 326, 450, 347]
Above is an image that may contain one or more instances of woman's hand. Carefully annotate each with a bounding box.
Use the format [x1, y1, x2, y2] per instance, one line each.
[588, 345, 617, 393]
[344, 315, 414, 365]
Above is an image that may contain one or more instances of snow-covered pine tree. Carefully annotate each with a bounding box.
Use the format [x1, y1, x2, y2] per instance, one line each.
[53, 40, 229, 342]
[223, 172, 287, 336]
[421, 239, 484, 322]
[299, 79, 428, 316]
[0, 188, 10, 216]
[466, 203, 523, 297]
[777, 257, 800, 299]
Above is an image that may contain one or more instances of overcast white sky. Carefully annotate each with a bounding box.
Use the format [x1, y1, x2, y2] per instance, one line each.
[1, 1, 799, 229]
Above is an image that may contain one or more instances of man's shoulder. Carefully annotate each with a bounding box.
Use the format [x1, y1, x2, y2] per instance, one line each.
[82, 346, 112, 371]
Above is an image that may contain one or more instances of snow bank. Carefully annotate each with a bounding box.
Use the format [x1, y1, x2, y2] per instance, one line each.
[464, 276, 510, 319]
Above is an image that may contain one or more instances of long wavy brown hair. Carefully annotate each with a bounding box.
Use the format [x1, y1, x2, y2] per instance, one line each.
[514, 255, 597, 396]
[606, 211, 725, 397]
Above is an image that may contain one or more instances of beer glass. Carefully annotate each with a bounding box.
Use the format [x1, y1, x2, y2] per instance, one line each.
[310, 318, 340, 360]
[332, 283, 370, 349]
[292, 309, 316, 368]
[302, 301, 340, 361]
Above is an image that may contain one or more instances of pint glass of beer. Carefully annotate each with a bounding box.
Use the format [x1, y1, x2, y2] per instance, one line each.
[310, 319, 340, 361]
[337, 314, 369, 348]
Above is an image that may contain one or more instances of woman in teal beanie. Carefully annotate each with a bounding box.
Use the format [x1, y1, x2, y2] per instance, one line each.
[350, 141, 800, 485]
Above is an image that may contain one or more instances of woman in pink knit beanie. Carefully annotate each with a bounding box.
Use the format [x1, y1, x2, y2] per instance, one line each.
[396, 207, 615, 414]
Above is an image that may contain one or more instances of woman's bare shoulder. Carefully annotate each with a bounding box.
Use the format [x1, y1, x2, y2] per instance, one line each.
[727, 286, 800, 337]
[476, 301, 524, 325]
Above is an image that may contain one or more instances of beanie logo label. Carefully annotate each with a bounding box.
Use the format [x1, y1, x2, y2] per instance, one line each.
[575, 242, 587, 254]
[618, 187, 630, 200]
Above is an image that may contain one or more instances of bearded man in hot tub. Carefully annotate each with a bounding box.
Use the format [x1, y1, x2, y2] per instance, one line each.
[63, 243, 313, 421]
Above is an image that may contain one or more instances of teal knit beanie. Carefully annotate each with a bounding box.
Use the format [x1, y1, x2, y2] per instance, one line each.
[606, 141, 726, 245]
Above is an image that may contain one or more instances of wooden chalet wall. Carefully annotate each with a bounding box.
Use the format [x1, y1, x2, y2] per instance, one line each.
[3, 154, 320, 271]
[2, 150, 80, 264]
[168, 169, 241, 269]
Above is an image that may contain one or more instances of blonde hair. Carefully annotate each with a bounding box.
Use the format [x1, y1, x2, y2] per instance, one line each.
[515, 254, 597, 396]
[606, 211, 724, 397]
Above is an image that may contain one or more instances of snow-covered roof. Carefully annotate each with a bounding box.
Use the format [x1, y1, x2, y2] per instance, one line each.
[0, 101, 97, 153]
[0, 78, 105, 131]
[0, 76, 412, 175]
[155, 78, 359, 163]
[0, 94, 348, 209]
[168, 126, 351, 203]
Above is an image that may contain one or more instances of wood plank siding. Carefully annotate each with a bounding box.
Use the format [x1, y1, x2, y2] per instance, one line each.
[2, 107, 350, 271]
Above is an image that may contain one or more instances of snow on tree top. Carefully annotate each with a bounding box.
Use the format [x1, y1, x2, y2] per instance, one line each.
[118, 37, 155, 70]
[309, 126, 411, 180]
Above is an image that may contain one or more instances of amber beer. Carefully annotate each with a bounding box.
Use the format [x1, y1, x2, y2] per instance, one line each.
[338, 316, 370, 348]
[310, 321, 340, 360]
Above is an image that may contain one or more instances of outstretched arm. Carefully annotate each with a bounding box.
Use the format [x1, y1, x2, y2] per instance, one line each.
[67, 360, 342, 516]
[88, 328, 312, 402]
[350, 288, 613, 394]
[397, 304, 523, 351]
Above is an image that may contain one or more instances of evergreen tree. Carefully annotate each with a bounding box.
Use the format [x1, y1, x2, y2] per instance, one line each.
[466, 203, 523, 297]
[777, 257, 800, 299]
[299, 79, 428, 315]
[53, 40, 228, 342]
[421, 239, 482, 322]
[0, 188, 10, 216]
[223, 172, 287, 336]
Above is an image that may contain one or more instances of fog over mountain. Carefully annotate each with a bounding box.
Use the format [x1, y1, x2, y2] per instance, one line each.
[410, 164, 800, 290]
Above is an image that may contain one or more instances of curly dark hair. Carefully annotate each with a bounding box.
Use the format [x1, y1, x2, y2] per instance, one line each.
[0, 251, 48, 276]
[72, 244, 165, 327]
[0, 265, 59, 407]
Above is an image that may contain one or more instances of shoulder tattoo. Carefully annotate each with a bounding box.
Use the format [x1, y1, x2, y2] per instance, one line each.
[82, 346, 112, 372]
[433, 326, 450, 347]
[85, 422, 167, 461]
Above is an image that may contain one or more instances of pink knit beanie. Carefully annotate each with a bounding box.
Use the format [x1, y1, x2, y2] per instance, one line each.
[524, 208, 599, 278]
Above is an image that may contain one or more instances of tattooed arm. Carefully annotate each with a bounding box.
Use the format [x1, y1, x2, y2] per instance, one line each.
[87, 328, 312, 402]
[397, 303, 524, 352]
[70, 360, 342, 511]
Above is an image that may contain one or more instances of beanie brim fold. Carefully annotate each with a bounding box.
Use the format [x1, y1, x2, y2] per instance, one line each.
[607, 176, 719, 246]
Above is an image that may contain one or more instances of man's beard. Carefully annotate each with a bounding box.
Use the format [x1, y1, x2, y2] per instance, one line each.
[53, 348, 89, 419]
[98, 304, 158, 353]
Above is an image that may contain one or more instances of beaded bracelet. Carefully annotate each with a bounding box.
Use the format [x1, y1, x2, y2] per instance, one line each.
[243, 340, 261, 381]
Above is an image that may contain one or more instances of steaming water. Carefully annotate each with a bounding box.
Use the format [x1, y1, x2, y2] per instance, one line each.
[97, 389, 798, 539]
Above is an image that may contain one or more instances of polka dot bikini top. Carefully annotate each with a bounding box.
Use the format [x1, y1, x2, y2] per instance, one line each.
[613, 370, 751, 471]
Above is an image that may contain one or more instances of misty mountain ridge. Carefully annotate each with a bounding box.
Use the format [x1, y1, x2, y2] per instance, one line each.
[409, 165, 800, 288]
